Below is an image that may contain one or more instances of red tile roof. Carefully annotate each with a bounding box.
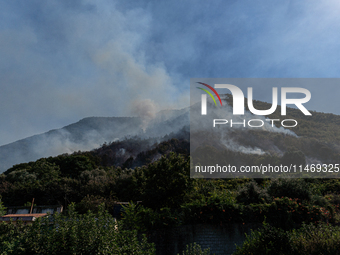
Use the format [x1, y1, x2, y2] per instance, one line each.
[2, 213, 48, 218]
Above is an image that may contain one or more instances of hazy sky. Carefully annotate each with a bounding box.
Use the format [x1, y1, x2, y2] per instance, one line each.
[1, 0, 340, 145]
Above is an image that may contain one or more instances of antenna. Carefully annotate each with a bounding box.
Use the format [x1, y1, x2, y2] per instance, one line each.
[29, 198, 35, 214]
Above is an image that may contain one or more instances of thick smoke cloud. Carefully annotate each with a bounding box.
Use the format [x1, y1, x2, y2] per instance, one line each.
[0, 0, 186, 145]
[1, 0, 340, 146]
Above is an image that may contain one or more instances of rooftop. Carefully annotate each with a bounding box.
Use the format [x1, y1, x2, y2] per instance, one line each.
[2, 213, 48, 218]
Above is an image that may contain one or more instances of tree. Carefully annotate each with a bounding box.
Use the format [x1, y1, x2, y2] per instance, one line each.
[0, 196, 6, 216]
[142, 153, 191, 209]
[281, 150, 306, 167]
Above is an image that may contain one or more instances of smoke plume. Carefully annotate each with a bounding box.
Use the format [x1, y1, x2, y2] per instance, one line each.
[129, 99, 157, 131]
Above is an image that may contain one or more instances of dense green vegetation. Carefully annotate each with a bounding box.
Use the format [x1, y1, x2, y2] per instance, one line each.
[0, 204, 155, 255]
[1, 147, 340, 253]
[234, 222, 340, 255]
[1, 99, 340, 254]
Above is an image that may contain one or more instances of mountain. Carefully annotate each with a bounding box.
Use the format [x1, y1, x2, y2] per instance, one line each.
[0, 117, 143, 172]
[1, 94, 340, 174]
[0, 109, 190, 173]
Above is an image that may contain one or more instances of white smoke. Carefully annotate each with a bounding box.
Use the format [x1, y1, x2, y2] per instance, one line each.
[117, 148, 126, 156]
[32, 129, 104, 157]
[129, 99, 157, 132]
[220, 136, 266, 155]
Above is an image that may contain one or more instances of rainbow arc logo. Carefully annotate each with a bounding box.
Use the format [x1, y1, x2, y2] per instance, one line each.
[196, 82, 222, 106]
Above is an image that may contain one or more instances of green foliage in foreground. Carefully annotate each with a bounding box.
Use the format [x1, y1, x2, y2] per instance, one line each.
[0, 196, 6, 216]
[119, 178, 338, 233]
[233, 222, 340, 255]
[0, 204, 155, 255]
[3, 150, 340, 254]
[178, 243, 211, 255]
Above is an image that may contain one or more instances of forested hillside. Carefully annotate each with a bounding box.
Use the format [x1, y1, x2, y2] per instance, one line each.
[0, 97, 340, 254]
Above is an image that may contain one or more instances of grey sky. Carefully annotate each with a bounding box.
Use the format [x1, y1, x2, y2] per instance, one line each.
[1, 0, 340, 145]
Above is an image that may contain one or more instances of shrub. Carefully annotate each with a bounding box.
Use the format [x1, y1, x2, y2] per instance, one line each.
[234, 221, 291, 255]
[236, 181, 270, 205]
[234, 222, 340, 255]
[290, 223, 340, 255]
[267, 179, 312, 201]
[265, 197, 326, 229]
[76, 194, 107, 214]
[178, 243, 211, 255]
[121, 202, 181, 232]
[0, 203, 155, 255]
[182, 190, 239, 224]
[241, 196, 333, 230]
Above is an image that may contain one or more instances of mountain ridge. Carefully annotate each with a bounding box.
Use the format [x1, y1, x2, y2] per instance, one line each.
[1, 97, 339, 173]
[0, 116, 143, 172]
